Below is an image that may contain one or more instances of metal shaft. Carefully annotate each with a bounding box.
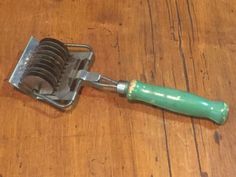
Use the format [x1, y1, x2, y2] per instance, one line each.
[77, 70, 129, 95]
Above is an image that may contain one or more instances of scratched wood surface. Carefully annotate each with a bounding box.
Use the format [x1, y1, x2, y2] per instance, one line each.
[0, 0, 236, 177]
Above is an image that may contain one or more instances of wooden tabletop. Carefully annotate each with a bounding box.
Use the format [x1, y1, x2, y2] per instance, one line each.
[0, 0, 235, 177]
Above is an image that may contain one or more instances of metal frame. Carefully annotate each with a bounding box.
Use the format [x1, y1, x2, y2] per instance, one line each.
[9, 36, 129, 110]
[9, 36, 94, 109]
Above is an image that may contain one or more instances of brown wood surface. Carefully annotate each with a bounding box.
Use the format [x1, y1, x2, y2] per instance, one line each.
[0, 0, 236, 177]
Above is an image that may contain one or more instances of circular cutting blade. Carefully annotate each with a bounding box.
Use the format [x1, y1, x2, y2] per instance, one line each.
[23, 66, 58, 93]
[37, 44, 68, 62]
[28, 62, 61, 81]
[35, 49, 65, 67]
[22, 72, 54, 94]
[40, 41, 69, 58]
[33, 53, 64, 72]
[30, 57, 62, 79]
[40, 38, 69, 59]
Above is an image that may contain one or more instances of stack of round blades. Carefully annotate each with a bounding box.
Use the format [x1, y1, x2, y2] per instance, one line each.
[22, 38, 70, 94]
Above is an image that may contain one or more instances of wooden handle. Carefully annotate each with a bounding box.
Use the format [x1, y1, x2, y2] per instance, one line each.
[126, 80, 229, 124]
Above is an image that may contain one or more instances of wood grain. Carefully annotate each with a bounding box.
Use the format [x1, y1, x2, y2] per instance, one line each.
[0, 0, 235, 177]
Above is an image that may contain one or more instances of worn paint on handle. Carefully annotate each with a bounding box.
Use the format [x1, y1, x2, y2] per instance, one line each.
[127, 80, 229, 124]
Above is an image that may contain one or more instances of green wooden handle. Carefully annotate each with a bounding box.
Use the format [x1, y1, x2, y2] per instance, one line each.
[126, 80, 229, 124]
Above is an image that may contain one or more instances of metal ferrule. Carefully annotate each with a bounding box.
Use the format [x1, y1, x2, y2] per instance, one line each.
[116, 81, 129, 95]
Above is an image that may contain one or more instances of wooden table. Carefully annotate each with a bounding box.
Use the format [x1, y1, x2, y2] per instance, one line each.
[0, 0, 235, 177]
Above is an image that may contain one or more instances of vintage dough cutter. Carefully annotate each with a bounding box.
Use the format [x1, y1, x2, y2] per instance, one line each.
[9, 37, 229, 124]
